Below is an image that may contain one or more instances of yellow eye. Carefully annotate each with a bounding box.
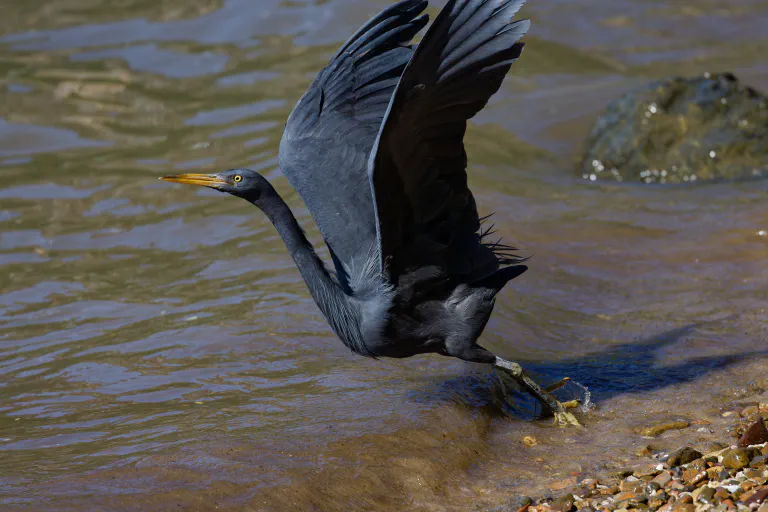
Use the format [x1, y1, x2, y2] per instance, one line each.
[233, 175, 242, 183]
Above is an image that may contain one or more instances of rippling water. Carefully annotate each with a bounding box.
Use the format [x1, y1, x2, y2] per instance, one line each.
[1, 0, 768, 510]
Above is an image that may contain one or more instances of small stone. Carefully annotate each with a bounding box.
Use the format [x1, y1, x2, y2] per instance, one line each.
[621, 479, 645, 493]
[668, 448, 703, 467]
[551, 494, 576, 512]
[742, 487, 768, 506]
[721, 499, 736, 510]
[691, 487, 705, 502]
[682, 468, 708, 486]
[741, 481, 756, 492]
[614, 492, 648, 508]
[512, 496, 533, 512]
[640, 421, 691, 437]
[524, 436, 539, 447]
[706, 467, 722, 480]
[672, 503, 694, 512]
[614, 491, 642, 501]
[723, 448, 751, 470]
[551, 477, 579, 491]
[637, 445, 655, 458]
[652, 472, 673, 487]
[714, 487, 731, 501]
[738, 417, 768, 447]
[679, 495, 693, 504]
[743, 406, 761, 417]
[751, 455, 768, 468]
[669, 480, 686, 491]
[634, 462, 662, 478]
[758, 502, 768, 512]
[573, 486, 592, 499]
[697, 487, 716, 504]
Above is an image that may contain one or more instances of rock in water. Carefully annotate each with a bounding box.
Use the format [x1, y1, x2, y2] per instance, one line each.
[722, 447, 751, 469]
[667, 447, 702, 467]
[580, 73, 768, 183]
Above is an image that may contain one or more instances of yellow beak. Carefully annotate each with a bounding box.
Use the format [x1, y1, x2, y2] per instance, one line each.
[160, 173, 228, 188]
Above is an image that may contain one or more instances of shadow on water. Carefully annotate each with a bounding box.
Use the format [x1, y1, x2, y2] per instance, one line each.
[416, 316, 767, 419]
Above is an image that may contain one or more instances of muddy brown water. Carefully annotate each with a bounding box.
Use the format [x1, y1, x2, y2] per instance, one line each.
[1, 0, 768, 510]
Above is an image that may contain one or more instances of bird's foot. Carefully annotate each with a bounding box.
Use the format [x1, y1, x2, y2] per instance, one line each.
[494, 358, 583, 427]
[554, 409, 582, 428]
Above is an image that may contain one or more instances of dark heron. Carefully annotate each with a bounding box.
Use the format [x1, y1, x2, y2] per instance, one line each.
[162, 0, 580, 426]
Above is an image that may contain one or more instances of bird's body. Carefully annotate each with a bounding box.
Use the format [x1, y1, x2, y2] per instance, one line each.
[162, 0, 581, 425]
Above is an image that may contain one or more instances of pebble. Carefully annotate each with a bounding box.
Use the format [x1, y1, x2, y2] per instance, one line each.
[550, 476, 578, 491]
[723, 448, 751, 469]
[682, 468, 708, 485]
[619, 479, 644, 493]
[668, 448, 704, 467]
[550, 493, 576, 512]
[653, 472, 673, 487]
[738, 417, 768, 447]
[640, 420, 691, 437]
[512, 496, 533, 512]
[520, 415, 768, 512]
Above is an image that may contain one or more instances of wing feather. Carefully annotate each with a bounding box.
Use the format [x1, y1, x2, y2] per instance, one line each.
[368, 0, 529, 284]
[279, 1, 429, 290]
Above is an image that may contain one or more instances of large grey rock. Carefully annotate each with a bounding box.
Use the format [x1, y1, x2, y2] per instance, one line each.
[580, 73, 768, 184]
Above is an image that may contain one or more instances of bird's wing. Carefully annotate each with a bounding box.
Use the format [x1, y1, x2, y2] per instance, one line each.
[279, 0, 428, 290]
[368, 0, 529, 284]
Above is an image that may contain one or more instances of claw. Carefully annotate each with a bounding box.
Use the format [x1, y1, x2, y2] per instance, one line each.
[560, 399, 581, 409]
[544, 377, 572, 393]
[554, 409, 582, 428]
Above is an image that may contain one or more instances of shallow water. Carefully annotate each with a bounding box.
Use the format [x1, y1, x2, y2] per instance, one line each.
[1, 0, 768, 510]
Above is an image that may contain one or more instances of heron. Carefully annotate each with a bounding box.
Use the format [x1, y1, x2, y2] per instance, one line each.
[162, 0, 581, 426]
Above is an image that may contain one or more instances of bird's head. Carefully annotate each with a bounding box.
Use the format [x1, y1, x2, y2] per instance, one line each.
[160, 168, 271, 202]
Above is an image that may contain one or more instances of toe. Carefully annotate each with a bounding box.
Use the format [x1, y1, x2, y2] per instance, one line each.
[554, 410, 582, 428]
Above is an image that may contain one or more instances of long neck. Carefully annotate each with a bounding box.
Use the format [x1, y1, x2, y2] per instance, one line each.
[254, 192, 370, 355]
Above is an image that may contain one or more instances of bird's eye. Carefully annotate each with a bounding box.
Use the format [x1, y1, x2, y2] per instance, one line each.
[233, 175, 242, 183]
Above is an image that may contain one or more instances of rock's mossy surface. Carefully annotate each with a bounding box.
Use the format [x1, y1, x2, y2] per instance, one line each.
[580, 73, 768, 184]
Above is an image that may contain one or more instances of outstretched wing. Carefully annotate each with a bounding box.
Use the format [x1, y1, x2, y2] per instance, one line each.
[279, 0, 428, 289]
[368, 0, 529, 283]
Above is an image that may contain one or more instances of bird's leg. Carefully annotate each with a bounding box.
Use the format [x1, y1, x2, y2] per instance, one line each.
[444, 343, 581, 427]
[494, 357, 581, 427]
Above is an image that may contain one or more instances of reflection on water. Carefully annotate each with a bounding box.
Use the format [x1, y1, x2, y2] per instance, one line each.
[1, 0, 767, 510]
